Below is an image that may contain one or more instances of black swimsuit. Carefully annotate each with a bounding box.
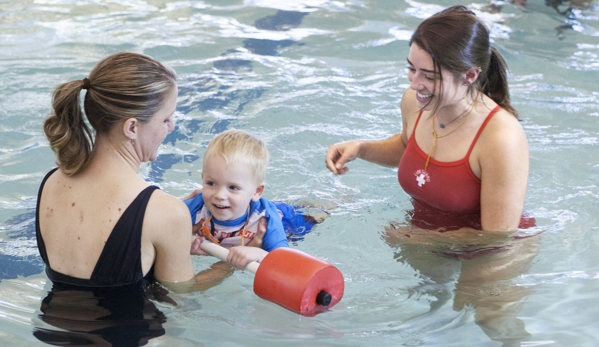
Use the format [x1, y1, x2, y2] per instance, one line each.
[35, 168, 158, 287]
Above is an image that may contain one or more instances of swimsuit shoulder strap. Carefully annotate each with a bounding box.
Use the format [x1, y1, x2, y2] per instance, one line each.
[408, 109, 424, 142]
[35, 168, 59, 265]
[465, 105, 502, 158]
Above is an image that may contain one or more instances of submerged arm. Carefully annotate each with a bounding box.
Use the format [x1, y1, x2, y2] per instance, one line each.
[147, 192, 234, 293]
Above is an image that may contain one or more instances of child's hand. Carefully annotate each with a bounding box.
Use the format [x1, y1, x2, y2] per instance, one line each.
[245, 217, 267, 248]
[226, 246, 268, 269]
[183, 188, 202, 201]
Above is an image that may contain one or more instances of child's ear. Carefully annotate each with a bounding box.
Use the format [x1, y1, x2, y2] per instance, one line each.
[251, 183, 265, 201]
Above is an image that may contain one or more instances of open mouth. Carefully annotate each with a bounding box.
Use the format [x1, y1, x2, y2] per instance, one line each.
[416, 92, 433, 103]
[212, 203, 230, 210]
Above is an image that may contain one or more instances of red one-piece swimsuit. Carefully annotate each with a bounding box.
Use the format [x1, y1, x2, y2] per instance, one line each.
[398, 106, 535, 231]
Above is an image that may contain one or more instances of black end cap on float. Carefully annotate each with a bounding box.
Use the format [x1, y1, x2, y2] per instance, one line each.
[316, 290, 332, 306]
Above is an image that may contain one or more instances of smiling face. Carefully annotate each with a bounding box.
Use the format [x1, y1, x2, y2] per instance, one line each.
[406, 44, 466, 112]
[136, 87, 177, 162]
[201, 154, 265, 221]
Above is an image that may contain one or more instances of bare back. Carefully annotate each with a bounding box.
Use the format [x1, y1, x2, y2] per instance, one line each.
[38, 166, 154, 279]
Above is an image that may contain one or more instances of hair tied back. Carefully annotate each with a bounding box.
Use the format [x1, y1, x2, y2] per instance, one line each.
[81, 78, 90, 90]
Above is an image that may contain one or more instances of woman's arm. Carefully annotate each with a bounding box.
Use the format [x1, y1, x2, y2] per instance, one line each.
[477, 110, 529, 231]
[146, 192, 233, 292]
[325, 135, 405, 174]
[325, 89, 418, 175]
[325, 128, 407, 175]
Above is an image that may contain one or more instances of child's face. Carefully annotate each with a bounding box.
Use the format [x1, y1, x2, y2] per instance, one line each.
[201, 155, 264, 221]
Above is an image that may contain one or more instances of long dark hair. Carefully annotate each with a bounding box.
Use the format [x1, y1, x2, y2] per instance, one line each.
[44, 52, 177, 175]
[410, 5, 518, 119]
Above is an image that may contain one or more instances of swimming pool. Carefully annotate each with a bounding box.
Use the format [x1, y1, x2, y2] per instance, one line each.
[1, 0, 598, 345]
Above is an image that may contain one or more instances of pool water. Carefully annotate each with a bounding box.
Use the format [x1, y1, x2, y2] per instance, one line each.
[1, 0, 599, 345]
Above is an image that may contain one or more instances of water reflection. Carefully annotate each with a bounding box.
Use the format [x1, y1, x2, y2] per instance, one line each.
[484, 0, 595, 39]
[385, 227, 540, 346]
[33, 281, 172, 346]
[152, 10, 310, 183]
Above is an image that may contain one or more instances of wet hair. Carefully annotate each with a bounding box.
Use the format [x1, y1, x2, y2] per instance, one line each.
[410, 5, 518, 119]
[43, 52, 177, 175]
[203, 129, 269, 184]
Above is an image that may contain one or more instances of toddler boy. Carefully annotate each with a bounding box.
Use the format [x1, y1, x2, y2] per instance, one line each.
[185, 129, 289, 252]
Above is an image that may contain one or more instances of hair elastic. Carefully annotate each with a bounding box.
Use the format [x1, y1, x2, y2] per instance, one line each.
[81, 78, 90, 90]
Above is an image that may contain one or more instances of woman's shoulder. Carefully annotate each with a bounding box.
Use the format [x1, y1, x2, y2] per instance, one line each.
[400, 89, 420, 122]
[482, 104, 526, 142]
[146, 190, 191, 227]
[474, 103, 528, 162]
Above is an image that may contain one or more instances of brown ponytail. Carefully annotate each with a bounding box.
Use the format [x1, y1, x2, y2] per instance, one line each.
[43, 80, 93, 175]
[481, 47, 518, 119]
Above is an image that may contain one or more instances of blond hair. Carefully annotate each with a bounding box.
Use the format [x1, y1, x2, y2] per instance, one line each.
[43, 52, 177, 175]
[204, 129, 269, 184]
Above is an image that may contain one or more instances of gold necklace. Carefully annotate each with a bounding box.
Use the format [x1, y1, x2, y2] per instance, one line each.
[437, 106, 468, 129]
[424, 97, 477, 171]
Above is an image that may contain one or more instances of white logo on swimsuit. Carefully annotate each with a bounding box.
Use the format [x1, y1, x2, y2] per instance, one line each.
[414, 169, 430, 187]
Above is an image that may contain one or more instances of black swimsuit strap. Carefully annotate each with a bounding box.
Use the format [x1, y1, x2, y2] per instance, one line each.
[35, 168, 59, 266]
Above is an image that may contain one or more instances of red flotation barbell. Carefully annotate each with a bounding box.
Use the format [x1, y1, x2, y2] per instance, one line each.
[201, 242, 344, 316]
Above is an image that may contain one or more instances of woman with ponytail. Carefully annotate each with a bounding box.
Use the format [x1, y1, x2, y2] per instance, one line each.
[35, 53, 268, 344]
[325, 6, 534, 233]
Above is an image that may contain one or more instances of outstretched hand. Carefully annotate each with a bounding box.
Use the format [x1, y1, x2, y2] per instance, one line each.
[325, 141, 361, 175]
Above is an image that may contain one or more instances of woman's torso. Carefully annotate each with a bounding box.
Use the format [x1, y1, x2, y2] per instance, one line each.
[398, 92, 535, 230]
[398, 106, 500, 214]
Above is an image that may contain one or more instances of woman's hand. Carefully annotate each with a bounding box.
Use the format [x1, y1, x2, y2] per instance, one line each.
[245, 217, 267, 248]
[190, 235, 208, 255]
[325, 141, 361, 175]
[325, 134, 405, 174]
[190, 216, 208, 255]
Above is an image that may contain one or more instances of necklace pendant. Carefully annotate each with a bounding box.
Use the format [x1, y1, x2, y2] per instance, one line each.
[439, 124, 445, 129]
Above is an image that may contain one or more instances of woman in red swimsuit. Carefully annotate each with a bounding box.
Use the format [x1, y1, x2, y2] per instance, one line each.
[326, 7, 539, 344]
[325, 6, 533, 235]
